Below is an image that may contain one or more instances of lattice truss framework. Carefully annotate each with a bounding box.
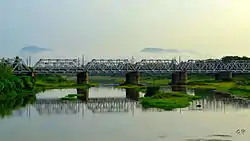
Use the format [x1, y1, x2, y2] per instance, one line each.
[1, 57, 29, 72]
[14, 58, 250, 73]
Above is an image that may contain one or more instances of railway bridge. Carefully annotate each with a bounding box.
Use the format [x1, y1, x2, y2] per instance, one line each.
[3, 57, 250, 85]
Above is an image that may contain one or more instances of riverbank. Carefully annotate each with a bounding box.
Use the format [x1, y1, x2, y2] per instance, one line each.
[89, 75, 250, 99]
[187, 75, 250, 98]
[0, 76, 36, 97]
[35, 75, 96, 90]
[0, 74, 94, 100]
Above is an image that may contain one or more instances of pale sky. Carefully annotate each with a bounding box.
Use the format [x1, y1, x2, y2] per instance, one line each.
[1, 0, 250, 61]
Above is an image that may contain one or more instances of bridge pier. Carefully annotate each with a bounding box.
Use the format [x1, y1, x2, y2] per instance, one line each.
[171, 85, 187, 93]
[124, 71, 139, 85]
[171, 71, 187, 85]
[77, 72, 88, 84]
[215, 71, 232, 81]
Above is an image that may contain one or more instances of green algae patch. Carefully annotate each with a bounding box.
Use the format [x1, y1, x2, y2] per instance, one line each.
[140, 91, 200, 110]
[60, 97, 77, 100]
[60, 93, 85, 100]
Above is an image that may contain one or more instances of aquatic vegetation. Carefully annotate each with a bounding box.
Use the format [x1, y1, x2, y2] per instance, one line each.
[140, 88, 200, 110]
[60, 93, 85, 100]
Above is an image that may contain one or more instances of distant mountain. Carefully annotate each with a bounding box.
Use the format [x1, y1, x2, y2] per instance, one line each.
[140, 48, 180, 53]
[20, 46, 52, 54]
[140, 47, 197, 54]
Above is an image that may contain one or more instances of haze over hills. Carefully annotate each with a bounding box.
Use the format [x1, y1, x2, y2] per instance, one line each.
[140, 48, 198, 54]
[20, 46, 52, 54]
[19, 46, 53, 65]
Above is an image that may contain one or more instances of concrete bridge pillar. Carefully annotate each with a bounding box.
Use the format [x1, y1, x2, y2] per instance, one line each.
[215, 71, 232, 81]
[77, 72, 88, 84]
[77, 88, 89, 101]
[171, 71, 187, 85]
[171, 85, 187, 93]
[124, 71, 139, 85]
[126, 88, 139, 101]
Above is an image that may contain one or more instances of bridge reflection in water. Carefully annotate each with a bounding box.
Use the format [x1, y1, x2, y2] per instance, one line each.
[12, 87, 250, 117]
[32, 88, 141, 116]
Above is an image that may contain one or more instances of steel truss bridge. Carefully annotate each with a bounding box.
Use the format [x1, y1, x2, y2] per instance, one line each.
[3, 58, 250, 74]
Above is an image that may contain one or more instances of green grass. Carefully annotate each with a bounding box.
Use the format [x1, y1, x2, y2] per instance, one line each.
[35, 75, 97, 89]
[141, 79, 170, 85]
[140, 91, 200, 110]
[187, 76, 250, 98]
[89, 76, 171, 85]
[89, 76, 124, 84]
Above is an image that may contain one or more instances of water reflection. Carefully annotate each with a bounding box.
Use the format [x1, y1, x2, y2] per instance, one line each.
[3, 88, 250, 118]
[30, 99, 138, 116]
[76, 88, 140, 101]
[0, 94, 36, 118]
[125, 88, 139, 101]
[2, 88, 250, 141]
[76, 88, 89, 101]
[4, 94, 250, 118]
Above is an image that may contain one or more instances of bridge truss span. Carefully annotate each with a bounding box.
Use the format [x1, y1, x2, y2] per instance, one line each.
[11, 58, 250, 74]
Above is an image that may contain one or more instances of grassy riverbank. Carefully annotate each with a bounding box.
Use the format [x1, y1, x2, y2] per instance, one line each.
[188, 79, 250, 98]
[35, 75, 95, 89]
[90, 74, 250, 99]
[89, 76, 171, 85]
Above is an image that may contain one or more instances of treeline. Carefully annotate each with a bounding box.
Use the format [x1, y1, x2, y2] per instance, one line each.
[0, 62, 34, 95]
[205, 56, 250, 62]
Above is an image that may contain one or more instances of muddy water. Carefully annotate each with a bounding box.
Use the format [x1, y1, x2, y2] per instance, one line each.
[0, 86, 250, 141]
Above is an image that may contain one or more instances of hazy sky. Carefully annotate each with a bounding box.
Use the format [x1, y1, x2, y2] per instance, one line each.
[1, 0, 250, 61]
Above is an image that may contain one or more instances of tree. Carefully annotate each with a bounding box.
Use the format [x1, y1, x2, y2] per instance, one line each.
[221, 56, 250, 62]
[0, 60, 12, 79]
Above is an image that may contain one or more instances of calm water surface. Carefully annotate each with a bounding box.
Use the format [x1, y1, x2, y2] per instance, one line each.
[1, 86, 250, 141]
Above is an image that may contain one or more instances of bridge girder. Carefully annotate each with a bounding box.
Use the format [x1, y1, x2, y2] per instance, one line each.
[9, 58, 250, 74]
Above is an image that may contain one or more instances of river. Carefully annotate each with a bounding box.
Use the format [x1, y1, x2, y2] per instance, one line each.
[1, 86, 250, 141]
